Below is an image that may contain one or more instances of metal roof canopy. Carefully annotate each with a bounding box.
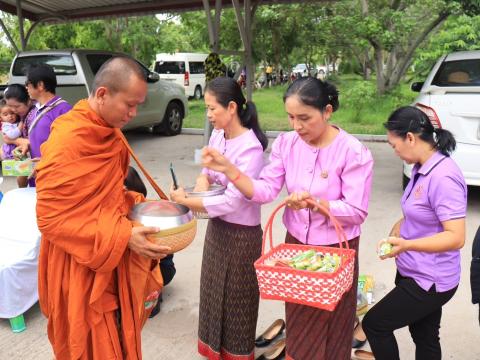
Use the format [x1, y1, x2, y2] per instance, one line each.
[0, 0, 317, 143]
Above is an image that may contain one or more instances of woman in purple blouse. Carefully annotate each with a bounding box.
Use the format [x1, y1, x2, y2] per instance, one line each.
[362, 106, 467, 360]
[3, 84, 36, 188]
[171, 77, 268, 360]
[202, 77, 374, 360]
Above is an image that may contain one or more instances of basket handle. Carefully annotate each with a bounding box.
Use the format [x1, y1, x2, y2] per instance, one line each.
[262, 198, 349, 255]
[116, 129, 169, 200]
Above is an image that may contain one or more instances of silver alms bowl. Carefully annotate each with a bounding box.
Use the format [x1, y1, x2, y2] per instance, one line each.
[184, 184, 226, 197]
[128, 200, 193, 230]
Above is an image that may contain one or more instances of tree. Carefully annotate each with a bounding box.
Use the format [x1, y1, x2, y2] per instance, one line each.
[413, 14, 480, 78]
[357, 0, 480, 94]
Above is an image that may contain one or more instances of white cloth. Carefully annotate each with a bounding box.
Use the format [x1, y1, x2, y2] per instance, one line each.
[0, 188, 41, 318]
[1, 122, 21, 139]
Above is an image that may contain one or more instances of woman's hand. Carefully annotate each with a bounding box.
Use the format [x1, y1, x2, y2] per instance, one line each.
[170, 185, 187, 205]
[285, 192, 329, 213]
[193, 174, 210, 192]
[28, 157, 40, 180]
[202, 147, 234, 174]
[377, 236, 409, 260]
[389, 219, 403, 237]
[13, 143, 29, 159]
[285, 191, 312, 210]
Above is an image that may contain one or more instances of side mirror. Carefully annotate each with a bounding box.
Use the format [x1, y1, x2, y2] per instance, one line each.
[411, 82, 424, 92]
[147, 72, 160, 83]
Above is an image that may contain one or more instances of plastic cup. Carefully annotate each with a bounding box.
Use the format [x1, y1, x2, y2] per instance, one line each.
[9, 314, 26, 333]
[194, 148, 202, 164]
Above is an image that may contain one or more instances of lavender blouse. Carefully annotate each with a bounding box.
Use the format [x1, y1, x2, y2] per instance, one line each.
[251, 128, 374, 246]
[202, 129, 265, 226]
[398, 152, 467, 292]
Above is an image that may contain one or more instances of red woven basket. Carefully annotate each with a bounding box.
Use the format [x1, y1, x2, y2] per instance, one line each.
[254, 199, 356, 311]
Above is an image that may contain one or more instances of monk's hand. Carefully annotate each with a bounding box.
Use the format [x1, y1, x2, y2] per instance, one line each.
[129, 226, 171, 259]
[202, 147, 233, 173]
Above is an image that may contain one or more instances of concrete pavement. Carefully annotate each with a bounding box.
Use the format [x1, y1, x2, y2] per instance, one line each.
[0, 132, 479, 359]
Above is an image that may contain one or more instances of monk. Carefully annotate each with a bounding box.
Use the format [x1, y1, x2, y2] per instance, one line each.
[35, 57, 171, 359]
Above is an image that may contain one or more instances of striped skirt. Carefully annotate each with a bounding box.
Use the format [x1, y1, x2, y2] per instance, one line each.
[285, 233, 360, 360]
[198, 218, 262, 360]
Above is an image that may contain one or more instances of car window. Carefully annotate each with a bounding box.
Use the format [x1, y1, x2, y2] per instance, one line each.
[87, 54, 149, 80]
[12, 55, 77, 76]
[86, 54, 113, 75]
[154, 61, 185, 74]
[432, 59, 480, 86]
[189, 62, 205, 74]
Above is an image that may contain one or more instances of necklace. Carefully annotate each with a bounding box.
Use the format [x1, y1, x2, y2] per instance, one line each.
[220, 135, 227, 155]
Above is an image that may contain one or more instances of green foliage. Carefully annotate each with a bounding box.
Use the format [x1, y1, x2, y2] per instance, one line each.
[185, 75, 417, 134]
[342, 81, 377, 123]
[413, 14, 480, 78]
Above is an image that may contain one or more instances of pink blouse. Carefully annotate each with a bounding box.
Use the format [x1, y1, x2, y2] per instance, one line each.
[202, 129, 265, 226]
[251, 128, 373, 245]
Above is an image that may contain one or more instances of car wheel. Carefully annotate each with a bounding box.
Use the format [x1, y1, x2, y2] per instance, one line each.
[153, 102, 183, 136]
[194, 86, 202, 100]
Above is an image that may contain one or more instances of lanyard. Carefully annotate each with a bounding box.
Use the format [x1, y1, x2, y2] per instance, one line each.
[28, 98, 66, 135]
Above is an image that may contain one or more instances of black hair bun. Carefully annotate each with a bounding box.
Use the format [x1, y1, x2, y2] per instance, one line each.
[323, 81, 339, 112]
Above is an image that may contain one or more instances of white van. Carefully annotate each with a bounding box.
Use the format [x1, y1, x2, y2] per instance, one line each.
[154, 53, 208, 99]
[408, 50, 480, 186]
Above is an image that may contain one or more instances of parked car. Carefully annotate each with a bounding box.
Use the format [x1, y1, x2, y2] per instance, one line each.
[408, 50, 480, 186]
[292, 63, 334, 79]
[3, 49, 188, 135]
[153, 52, 208, 100]
[292, 63, 312, 78]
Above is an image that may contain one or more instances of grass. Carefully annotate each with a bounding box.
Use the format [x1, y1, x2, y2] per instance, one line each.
[183, 74, 418, 135]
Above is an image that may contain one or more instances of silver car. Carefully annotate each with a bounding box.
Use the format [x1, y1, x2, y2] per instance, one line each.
[7, 49, 188, 135]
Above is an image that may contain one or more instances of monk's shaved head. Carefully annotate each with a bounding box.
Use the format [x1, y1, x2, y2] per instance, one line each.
[92, 56, 146, 94]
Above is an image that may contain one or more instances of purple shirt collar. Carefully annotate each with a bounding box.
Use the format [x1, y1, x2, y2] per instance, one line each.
[35, 95, 61, 110]
[413, 151, 446, 176]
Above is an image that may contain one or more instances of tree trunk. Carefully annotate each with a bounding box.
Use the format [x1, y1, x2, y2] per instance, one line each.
[373, 44, 386, 95]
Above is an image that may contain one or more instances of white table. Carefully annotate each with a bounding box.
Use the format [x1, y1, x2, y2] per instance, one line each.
[0, 187, 41, 319]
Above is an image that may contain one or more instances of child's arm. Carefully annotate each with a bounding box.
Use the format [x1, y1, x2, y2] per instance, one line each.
[3, 123, 21, 139]
[18, 120, 24, 132]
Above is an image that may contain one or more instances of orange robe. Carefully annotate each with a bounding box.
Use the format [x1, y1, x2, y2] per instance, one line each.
[35, 99, 163, 360]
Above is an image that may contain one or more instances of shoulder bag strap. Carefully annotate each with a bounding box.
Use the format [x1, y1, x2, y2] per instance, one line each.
[116, 129, 168, 200]
[28, 98, 68, 134]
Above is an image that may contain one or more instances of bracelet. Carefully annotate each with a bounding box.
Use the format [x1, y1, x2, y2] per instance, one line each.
[230, 170, 242, 183]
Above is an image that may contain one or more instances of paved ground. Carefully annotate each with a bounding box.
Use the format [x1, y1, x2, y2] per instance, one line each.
[0, 131, 479, 359]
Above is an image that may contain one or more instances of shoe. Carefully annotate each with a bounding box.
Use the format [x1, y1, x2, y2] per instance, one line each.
[352, 318, 367, 349]
[148, 293, 163, 319]
[256, 338, 286, 360]
[255, 319, 286, 347]
[352, 349, 375, 360]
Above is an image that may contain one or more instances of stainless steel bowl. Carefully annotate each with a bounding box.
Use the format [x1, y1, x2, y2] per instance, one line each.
[184, 184, 226, 197]
[184, 184, 226, 219]
[128, 200, 193, 230]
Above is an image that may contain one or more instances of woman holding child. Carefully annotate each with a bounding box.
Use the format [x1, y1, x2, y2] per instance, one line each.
[170, 77, 268, 360]
[3, 84, 36, 187]
[202, 77, 374, 360]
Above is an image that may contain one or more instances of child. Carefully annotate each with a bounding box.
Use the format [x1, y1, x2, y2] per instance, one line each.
[0, 100, 24, 161]
[124, 166, 176, 318]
